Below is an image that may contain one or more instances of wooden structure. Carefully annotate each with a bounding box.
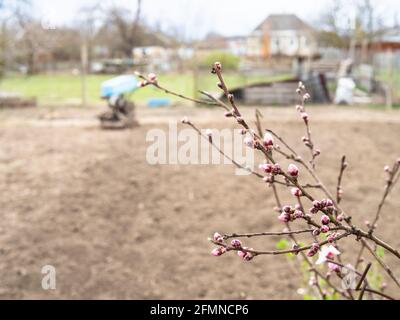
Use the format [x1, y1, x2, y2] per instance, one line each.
[0, 93, 36, 109]
[225, 75, 330, 106]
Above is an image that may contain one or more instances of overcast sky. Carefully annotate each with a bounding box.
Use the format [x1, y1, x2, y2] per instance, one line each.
[33, 0, 400, 39]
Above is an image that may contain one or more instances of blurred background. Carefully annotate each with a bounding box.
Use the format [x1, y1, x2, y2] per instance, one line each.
[0, 0, 399, 300]
[0, 0, 400, 107]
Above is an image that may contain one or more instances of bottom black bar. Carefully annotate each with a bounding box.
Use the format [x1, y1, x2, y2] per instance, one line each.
[0, 300, 396, 318]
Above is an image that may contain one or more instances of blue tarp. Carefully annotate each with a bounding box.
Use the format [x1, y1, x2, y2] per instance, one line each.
[101, 75, 138, 98]
[147, 98, 171, 108]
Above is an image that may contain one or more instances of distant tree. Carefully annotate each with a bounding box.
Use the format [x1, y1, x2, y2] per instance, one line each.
[4, 0, 45, 74]
[0, 0, 10, 77]
[106, 0, 144, 58]
[317, 0, 391, 53]
[75, 2, 104, 65]
[317, 0, 351, 48]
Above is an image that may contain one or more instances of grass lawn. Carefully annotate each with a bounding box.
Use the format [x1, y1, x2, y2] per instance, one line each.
[0, 72, 292, 106]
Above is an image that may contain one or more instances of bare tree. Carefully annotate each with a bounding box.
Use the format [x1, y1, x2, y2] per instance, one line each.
[317, 0, 352, 49]
[76, 2, 104, 65]
[107, 0, 143, 58]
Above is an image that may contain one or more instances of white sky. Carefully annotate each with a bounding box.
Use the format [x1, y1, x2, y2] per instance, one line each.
[33, 0, 400, 39]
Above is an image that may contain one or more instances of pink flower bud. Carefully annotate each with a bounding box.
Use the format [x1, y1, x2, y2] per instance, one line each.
[320, 225, 330, 233]
[327, 232, 339, 243]
[263, 175, 273, 183]
[239, 128, 246, 135]
[243, 137, 253, 148]
[312, 200, 321, 209]
[321, 215, 330, 225]
[309, 276, 317, 286]
[259, 163, 273, 173]
[313, 149, 321, 157]
[272, 163, 281, 174]
[312, 228, 320, 236]
[301, 112, 308, 122]
[303, 93, 311, 101]
[181, 116, 189, 124]
[291, 187, 302, 197]
[328, 262, 340, 272]
[296, 105, 304, 112]
[205, 129, 213, 137]
[213, 232, 223, 242]
[337, 214, 344, 222]
[263, 132, 274, 148]
[287, 164, 299, 177]
[214, 61, 222, 70]
[307, 249, 316, 257]
[237, 248, 254, 261]
[294, 210, 303, 219]
[138, 80, 148, 87]
[309, 207, 318, 214]
[283, 205, 292, 213]
[211, 247, 226, 256]
[311, 242, 320, 251]
[231, 239, 242, 248]
[243, 252, 254, 261]
[325, 199, 333, 207]
[278, 212, 290, 222]
[384, 165, 390, 172]
[148, 73, 157, 82]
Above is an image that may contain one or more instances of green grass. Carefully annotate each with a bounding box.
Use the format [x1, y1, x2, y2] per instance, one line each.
[367, 103, 400, 110]
[0, 74, 111, 105]
[377, 68, 400, 98]
[0, 72, 293, 106]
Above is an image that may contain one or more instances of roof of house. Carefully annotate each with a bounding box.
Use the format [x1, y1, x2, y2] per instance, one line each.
[196, 33, 229, 50]
[254, 14, 314, 32]
[379, 27, 400, 43]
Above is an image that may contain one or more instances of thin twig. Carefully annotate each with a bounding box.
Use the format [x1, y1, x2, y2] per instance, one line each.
[370, 160, 400, 232]
[184, 121, 263, 178]
[136, 72, 219, 106]
[356, 262, 372, 290]
[362, 239, 400, 288]
[358, 283, 368, 300]
[223, 228, 322, 239]
[336, 155, 347, 204]
[210, 232, 351, 256]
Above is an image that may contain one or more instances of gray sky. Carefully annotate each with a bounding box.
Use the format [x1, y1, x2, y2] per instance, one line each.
[34, 0, 400, 39]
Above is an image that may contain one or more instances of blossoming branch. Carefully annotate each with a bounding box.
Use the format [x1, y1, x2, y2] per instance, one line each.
[136, 64, 400, 300]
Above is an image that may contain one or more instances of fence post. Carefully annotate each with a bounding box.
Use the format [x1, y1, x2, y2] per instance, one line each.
[386, 48, 393, 110]
[80, 41, 88, 107]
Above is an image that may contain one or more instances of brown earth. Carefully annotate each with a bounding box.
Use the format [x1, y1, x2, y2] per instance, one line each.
[0, 103, 399, 299]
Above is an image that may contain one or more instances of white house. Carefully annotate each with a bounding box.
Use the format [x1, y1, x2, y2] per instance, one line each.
[247, 14, 318, 59]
